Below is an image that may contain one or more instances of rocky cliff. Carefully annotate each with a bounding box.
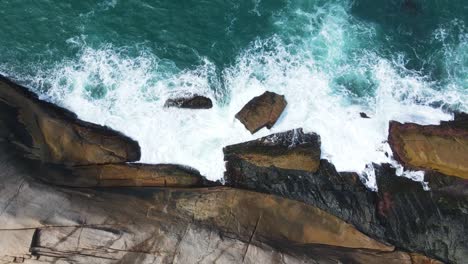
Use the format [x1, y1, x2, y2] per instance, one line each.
[0, 75, 461, 264]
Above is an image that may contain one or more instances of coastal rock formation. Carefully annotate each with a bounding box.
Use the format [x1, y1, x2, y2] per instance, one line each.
[375, 164, 468, 264]
[235, 91, 287, 134]
[225, 129, 467, 263]
[164, 95, 213, 109]
[0, 143, 404, 264]
[388, 118, 468, 179]
[36, 163, 214, 188]
[0, 75, 140, 166]
[224, 128, 321, 172]
[225, 157, 385, 241]
[0, 76, 454, 263]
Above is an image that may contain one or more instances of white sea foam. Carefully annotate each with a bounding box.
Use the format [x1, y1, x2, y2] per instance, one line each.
[24, 3, 466, 190]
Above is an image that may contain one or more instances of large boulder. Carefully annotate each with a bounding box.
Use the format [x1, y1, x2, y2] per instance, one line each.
[235, 91, 287, 133]
[224, 128, 321, 173]
[0, 75, 141, 166]
[164, 95, 213, 109]
[388, 117, 468, 179]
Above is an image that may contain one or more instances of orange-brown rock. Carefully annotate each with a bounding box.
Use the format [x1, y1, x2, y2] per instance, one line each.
[0, 75, 140, 165]
[160, 187, 394, 251]
[224, 128, 321, 173]
[38, 163, 213, 187]
[410, 253, 444, 264]
[388, 120, 468, 179]
[235, 91, 287, 134]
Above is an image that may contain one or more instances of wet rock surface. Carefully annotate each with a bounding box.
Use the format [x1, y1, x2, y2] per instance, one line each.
[235, 91, 287, 134]
[0, 76, 457, 263]
[388, 119, 468, 179]
[225, 129, 467, 263]
[225, 157, 385, 242]
[374, 164, 468, 264]
[224, 128, 321, 172]
[0, 75, 141, 166]
[164, 95, 213, 109]
[360, 112, 371, 118]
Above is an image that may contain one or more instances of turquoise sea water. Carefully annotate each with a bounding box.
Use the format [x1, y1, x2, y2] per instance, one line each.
[0, 0, 466, 187]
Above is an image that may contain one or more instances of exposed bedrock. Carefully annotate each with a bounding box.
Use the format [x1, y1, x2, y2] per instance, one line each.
[224, 129, 383, 239]
[388, 115, 468, 179]
[35, 163, 216, 188]
[225, 129, 467, 263]
[375, 164, 468, 264]
[235, 91, 287, 134]
[0, 144, 407, 263]
[0, 75, 141, 166]
[164, 95, 213, 109]
[0, 76, 455, 263]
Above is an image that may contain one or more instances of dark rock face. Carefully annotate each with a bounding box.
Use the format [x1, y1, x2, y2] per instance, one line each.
[164, 95, 213, 109]
[224, 129, 467, 263]
[35, 163, 217, 188]
[441, 111, 468, 129]
[225, 156, 385, 242]
[375, 164, 468, 264]
[0, 76, 453, 263]
[0, 75, 141, 166]
[235, 91, 287, 134]
[360, 112, 370, 118]
[224, 128, 321, 172]
[388, 120, 468, 179]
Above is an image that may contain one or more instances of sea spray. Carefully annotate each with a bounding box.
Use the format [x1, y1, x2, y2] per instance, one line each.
[0, 0, 466, 189]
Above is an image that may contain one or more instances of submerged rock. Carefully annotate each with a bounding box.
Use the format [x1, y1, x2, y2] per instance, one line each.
[0, 75, 141, 166]
[360, 112, 371, 118]
[235, 91, 287, 133]
[388, 119, 468, 179]
[224, 128, 321, 172]
[164, 95, 213, 109]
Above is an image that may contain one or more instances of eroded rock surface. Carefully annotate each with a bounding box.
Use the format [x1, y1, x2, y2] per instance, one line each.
[375, 164, 468, 264]
[225, 158, 385, 242]
[224, 128, 320, 172]
[36, 163, 214, 188]
[0, 75, 140, 165]
[224, 130, 466, 263]
[0, 144, 402, 264]
[388, 119, 468, 179]
[235, 91, 287, 133]
[164, 95, 213, 109]
[0, 76, 454, 263]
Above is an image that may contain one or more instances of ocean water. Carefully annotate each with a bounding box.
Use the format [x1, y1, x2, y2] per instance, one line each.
[0, 0, 466, 189]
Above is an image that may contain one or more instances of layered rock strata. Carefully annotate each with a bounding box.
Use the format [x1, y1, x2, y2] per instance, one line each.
[388, 118, 468, 179]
